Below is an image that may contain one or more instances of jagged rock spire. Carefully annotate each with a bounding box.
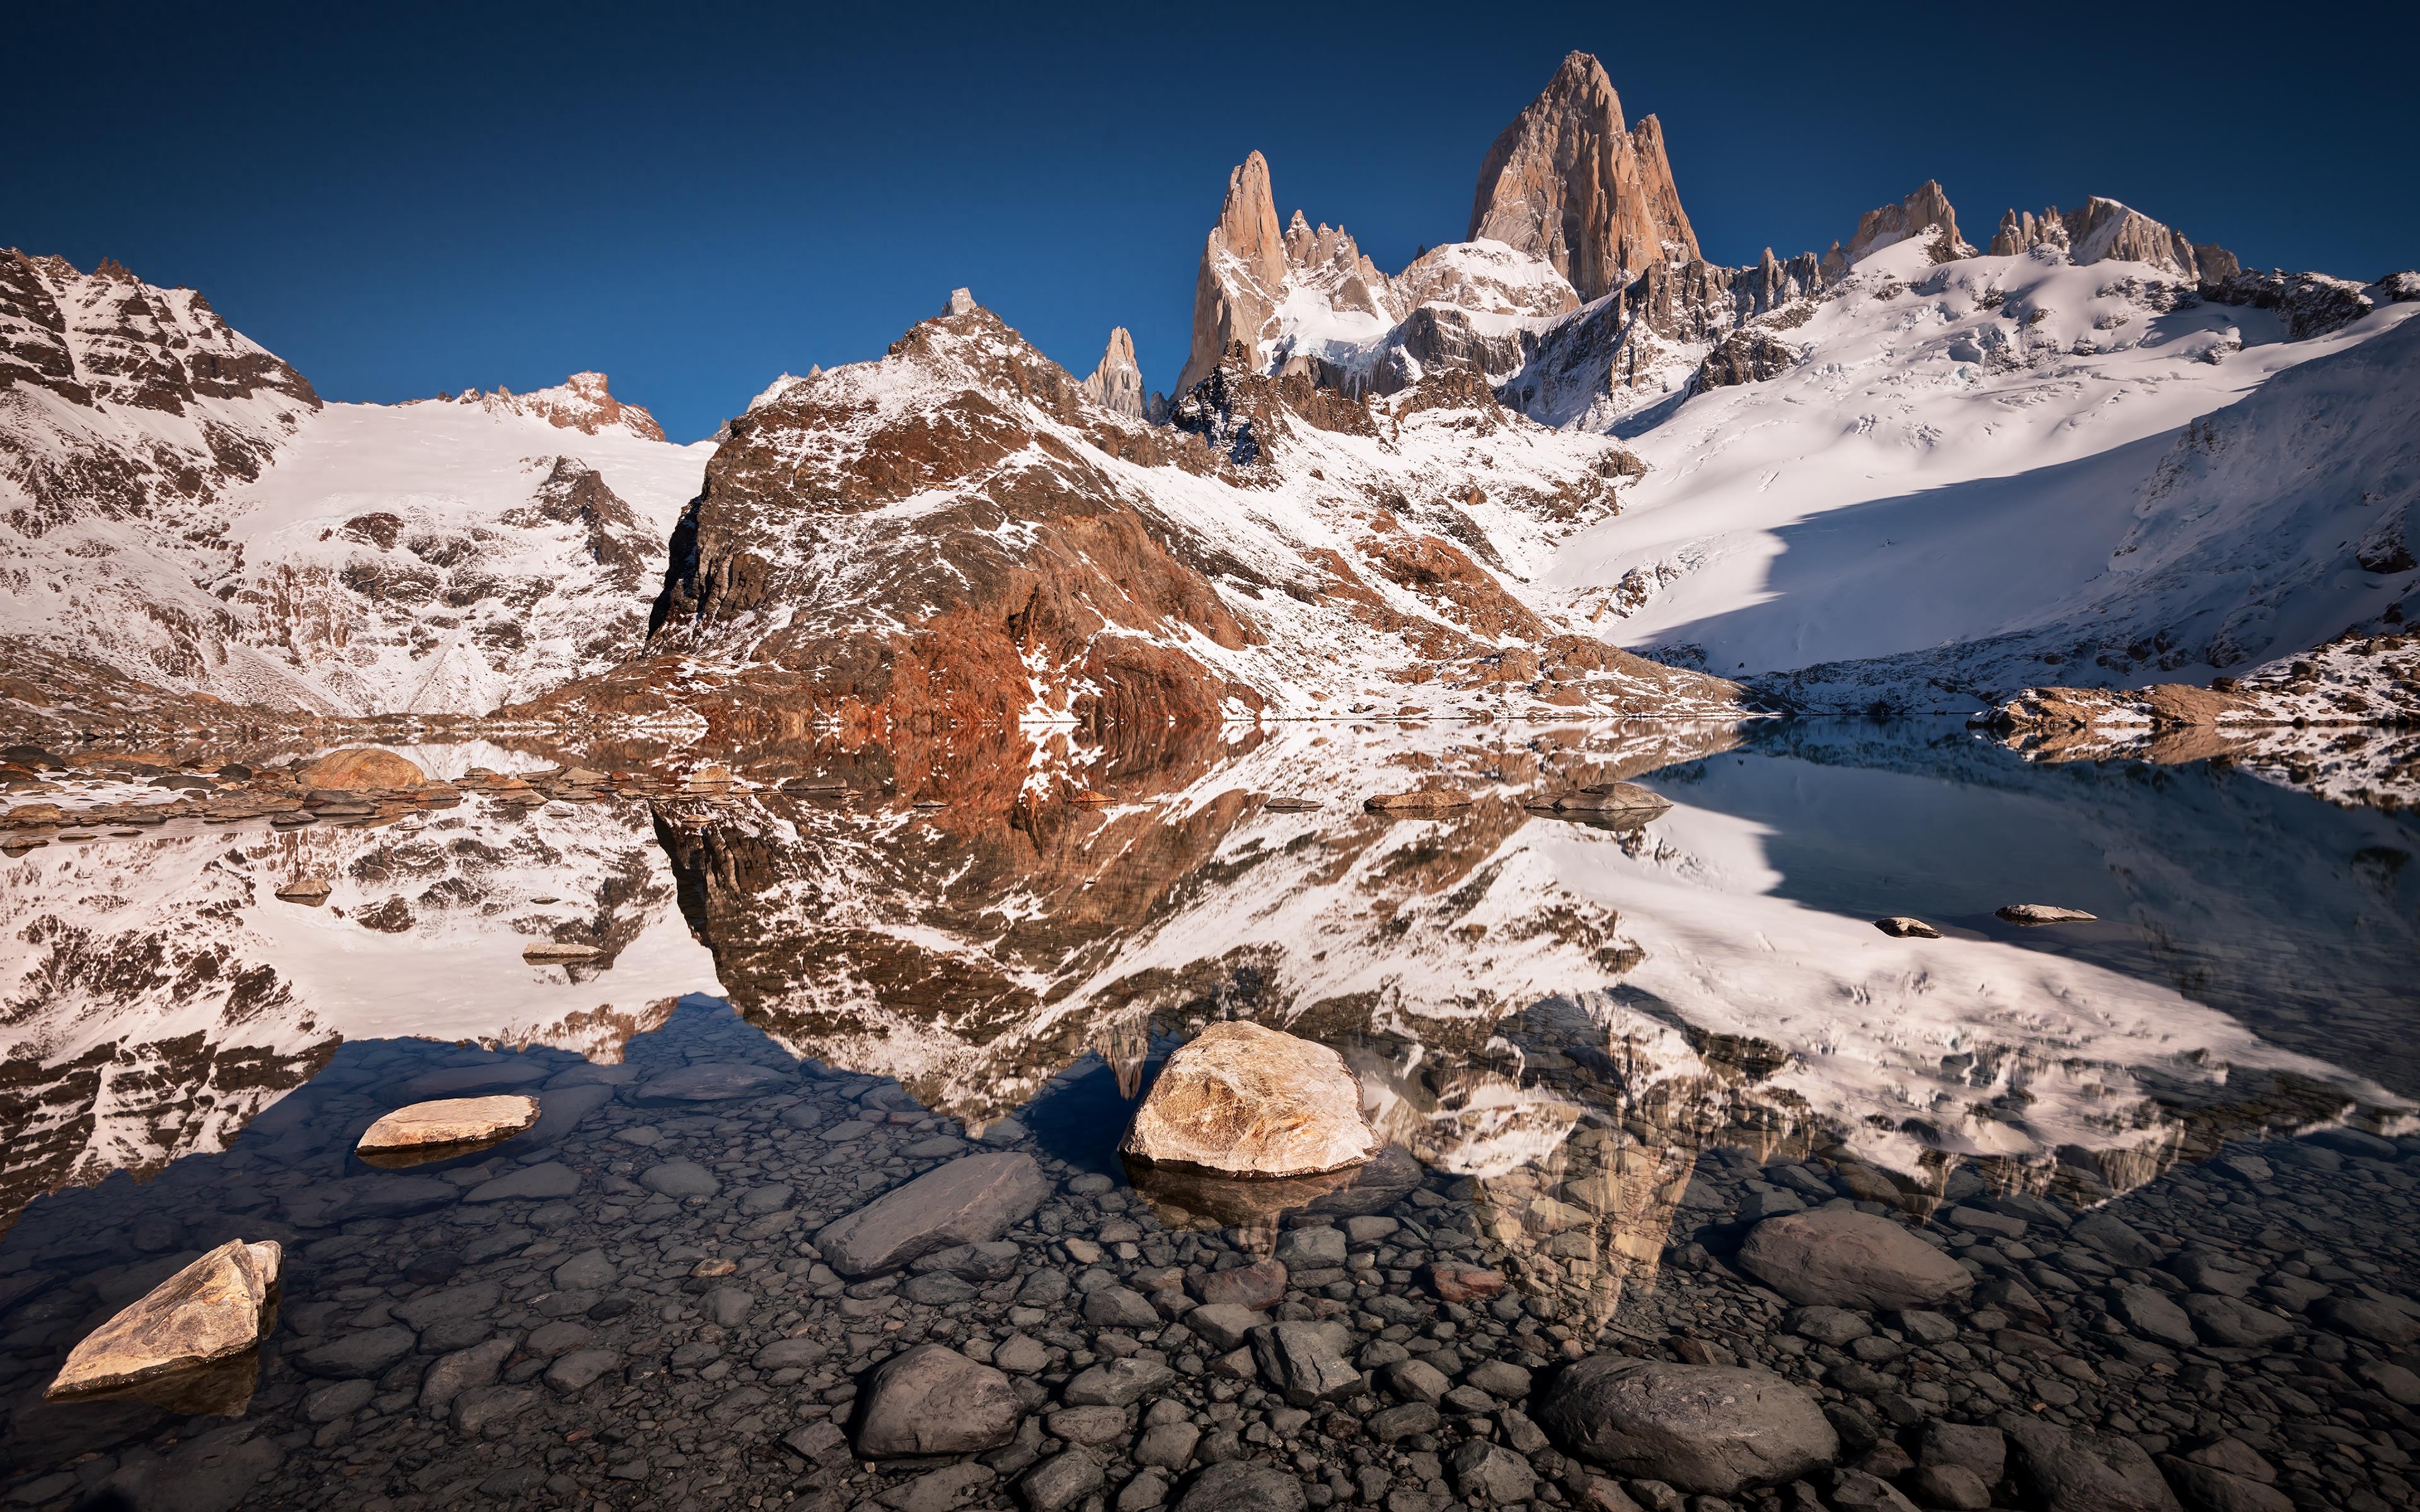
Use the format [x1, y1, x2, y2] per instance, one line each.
[1082, 328, 1147, 419]
[1988, 198, 2215, 280]
[1175, 152, 1289, 398]
[1845, 180, 1972, 265]
[1465, 52, 1699, 302]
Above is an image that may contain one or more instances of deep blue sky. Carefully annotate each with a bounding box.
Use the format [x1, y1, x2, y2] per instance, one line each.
[12, 1, 2412, 442]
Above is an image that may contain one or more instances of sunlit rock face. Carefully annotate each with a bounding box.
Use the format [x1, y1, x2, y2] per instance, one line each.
[0, 792, 712, 1233]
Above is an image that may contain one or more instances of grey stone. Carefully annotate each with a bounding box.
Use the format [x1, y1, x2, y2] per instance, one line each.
[1173, 1460, 1309, 1512]
[302, 1378, 373, 1423]
[1062, 1356, 1175, 1407]
[2071, 1211, 2163, 1268]
[1368, 1402, 1439, 1441]
[1018, 1448, 1105, 1512]
[755, 1336, 826, 1370]
[1136, 1419, 1201, 1468]
[464, 1161, 579, 1203]
[1908, 1463, 1991, 1511]
[526, 1320, 590, 1357]
[739, 1183, 795, 1215]
[638, 1159, 720, 1199]
[1450, 1440, 1535, 1504]
[631, 1061, 789, 1105]
[2000, 1416, 2181, 1512]
[2182, 1293, 2293, 1348]
[295, 1325, 417, 1378]
[2157, 1457, 2294, 1512]
[1736, 1210, 1973, 1310]
[544, 1349, 621, 1392]
[1535, 1356, 1837, 1496]
[1186, 1303, 1262, 1352]
[2171, 1250, 2259, 1298]
[1829, 1470, 1921, 1511]
[855, 1344, 1025, 1457]
[2113, 1284, 2198, 1346]
[993, 1334, 1049, 1374]
[1085, 1286, 1160, 1330]
[2316, 1295, 2419, 1345]
[912, 1240, 1023, 1280]
[704, 1285, 753, 1327]
[553, 1249, 615, 1290]
[1119, 1467, 1172, 1511]
[419, 1337, 515, 1414]
[1386, 1357, 1451, 1403]
[880, 1462, 998, 1512]
[1190, 1260, 1287, 1310]
[1919, 1421, 2005, 1484]
[1273, 1227, 1347, 1269]
[1786, 1307, 1870, 1346]
[815, 1152, 1051, 1278]
[450, 1383, 534, 1435]
[1046, 1405, 1131, 1445]
[1250, 1321, 1360, 1406]
[1465, 1360, 1531, 1400]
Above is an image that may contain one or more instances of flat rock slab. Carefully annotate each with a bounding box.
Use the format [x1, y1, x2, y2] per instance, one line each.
[294, 1326, 417, 1379]
[639, 1159, 720, 1199]
[1121, 1021, 1378, 1178]
[815, 1152, 1049, 1278]
[1736, 1208, 1974, 1310]
[631, 1062, 789, 1106]
[401, 1063, 551, 1100]
[1995, 903, 2097, 924]
[852, 1344, 1024, 1457]
[464, 1162, 580, 1203]
[1536, 1356, 1838, 1496]
[356, 1096, 538, 1156]
[1873, 916, 1940, 938]
[47, 1240, 280, 1399]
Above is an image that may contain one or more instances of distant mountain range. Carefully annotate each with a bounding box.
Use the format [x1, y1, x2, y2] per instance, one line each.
[4, 50, 2414, 743]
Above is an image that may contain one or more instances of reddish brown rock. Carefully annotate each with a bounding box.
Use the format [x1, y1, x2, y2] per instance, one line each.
[297, 748, 426, 791]
[1426, 1263, 1508, 1303]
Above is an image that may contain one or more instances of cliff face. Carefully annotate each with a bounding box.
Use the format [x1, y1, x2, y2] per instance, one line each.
[1465, 52, 1700, 302]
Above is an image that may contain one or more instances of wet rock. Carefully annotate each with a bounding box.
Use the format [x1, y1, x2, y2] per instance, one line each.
[522, 941, 604, 964]
[44, 1238, 280, 1400]
[355, 1094, 539, 1156]
[815, 1152, 1051, 1277]
[1047, 1405, 1131, 1446]
[1908, 1463, 1991, 1509]
[1187, 1303, 1262, 1351]
[2316, 1294, 2419, 1345]
[1191, 1259, 1288, 1309]
[1919, 1421, 2005, 1486]
[1535, 782, 1672, 820]
[639, 1159, 720, 1198]
[1250, 1320, 1360, 1406]
[1535, 1356, 1837, 1496]
[631, 1061, 789, 1105]
[451, 1383, 534, 1436]
[1736, 1210, 1973, 1310]
[2113, 1284, 2198, 1346]
[1872, 917, 1939, 938]
[298, 748, 425, 791]
[1995, 903, 2097, 924]
[1020, 1447, 1106, 1511]
[544, 1348, 621, 1393]
[302, 1378, 373, 1423]
[1172, 1460, 1310, 1512]
[418, 1337, 514, 1416]
[2181, 1293, 2293, 1347]
[295, 1324, 417, 1378]
[1829, 1470, 1922, 1511]
[885, 1462, 999, 1512]
[273, 878, 331, 905]
[2072, 1210, 2164, 1267]
[2000, 1416, 2181, 1511]
[1272, 1226, 1347, 1269]
[854, 1344, 1026, 1457]
[2160, 1454, 2294, 1512]
[1138, 1419, 1202, 1469]
[1062, 1356, 1175, 1407]
[553, 1249, 615, 1290]
[1424, 1262, 1507, 1302]
[1084, 1285, 1160, 1329]
[1121, 1021, 1378, 1177]
[1451, 1439, 1536, 1503]
[464, 1160, 579, 1202]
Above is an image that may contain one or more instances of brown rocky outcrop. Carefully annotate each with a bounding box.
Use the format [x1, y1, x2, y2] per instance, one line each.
[1175, 152, 1291, 398]
[1465, 52, 1700, 302]
[1843, 180, 1969, 264]
[1693, 329, 1802, 391]
[448, 371, 666, 441]
[1990, 199, 2203, 278]
[1081, 328, 1148, 418]
[1122, 1021, 1380, 1177]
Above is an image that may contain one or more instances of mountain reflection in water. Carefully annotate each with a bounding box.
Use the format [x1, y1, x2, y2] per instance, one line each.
[3, 717, 2412, 1320]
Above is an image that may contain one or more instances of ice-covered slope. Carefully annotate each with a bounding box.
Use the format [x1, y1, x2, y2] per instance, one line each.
[0, 252, 710, 718]
[1548, 238, 2420, 710]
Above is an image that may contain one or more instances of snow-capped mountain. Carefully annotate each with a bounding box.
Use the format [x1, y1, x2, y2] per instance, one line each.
[1, 251, 708, 718]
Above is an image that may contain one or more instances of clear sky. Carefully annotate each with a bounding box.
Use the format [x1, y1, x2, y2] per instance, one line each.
[12, 1, 2412, 442]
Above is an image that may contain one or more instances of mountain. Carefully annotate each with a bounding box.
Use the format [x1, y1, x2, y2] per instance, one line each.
[0, 253, 707, 719]
[534, 290, 1745, 734]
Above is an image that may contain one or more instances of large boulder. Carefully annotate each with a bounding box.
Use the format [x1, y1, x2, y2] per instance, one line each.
[1736, 1210, 1974, 1310]
[1174, 1460, 1310, 1512]
[297, 748, 426, 791]
[1121, 1021, 1377, 1178]
[2000, 1416, 2181, 1511]
[814, 1152, 1050, 1278]
[852, 1344, 1024, 1457]
[355, 1096, 538, 1158]
[1535, 1356, 1836, 1495]
[47, 1240, 281, 1400]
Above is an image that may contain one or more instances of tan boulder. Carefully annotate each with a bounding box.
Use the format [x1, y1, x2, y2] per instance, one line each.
[356, 1095, 540, 1157]
[298, 747, 427, 791]
[1845, 180, 1970, 264]
[1122, 1021, 1378, 1178]
[1174, 151, 1290, 396]
[1364, 789, 1473, 814]
[1081, 328, 1148, 420]
[47, 1238, 280, 1400]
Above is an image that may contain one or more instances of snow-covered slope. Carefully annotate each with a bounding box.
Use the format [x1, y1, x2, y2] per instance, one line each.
[1552, 239, 2420, 710]
[0, 791, 718, 1231]
[0, 253, 710, 718]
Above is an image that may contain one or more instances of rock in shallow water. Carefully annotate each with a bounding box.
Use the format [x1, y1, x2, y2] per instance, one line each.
[1995, 903, 2097, 924]
[1535, 1356, 1838, 1496]
[47, 1239, 280, 1400]
[852, 1344, 1025, 1457]
[1735, 1208, 1974, 1310]
[1121, 1021, 1378, 1178]
[355, 1095, 538, 1156]
[1872, 915, 1940, 938]
[814, 1152, 1050, 1277]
